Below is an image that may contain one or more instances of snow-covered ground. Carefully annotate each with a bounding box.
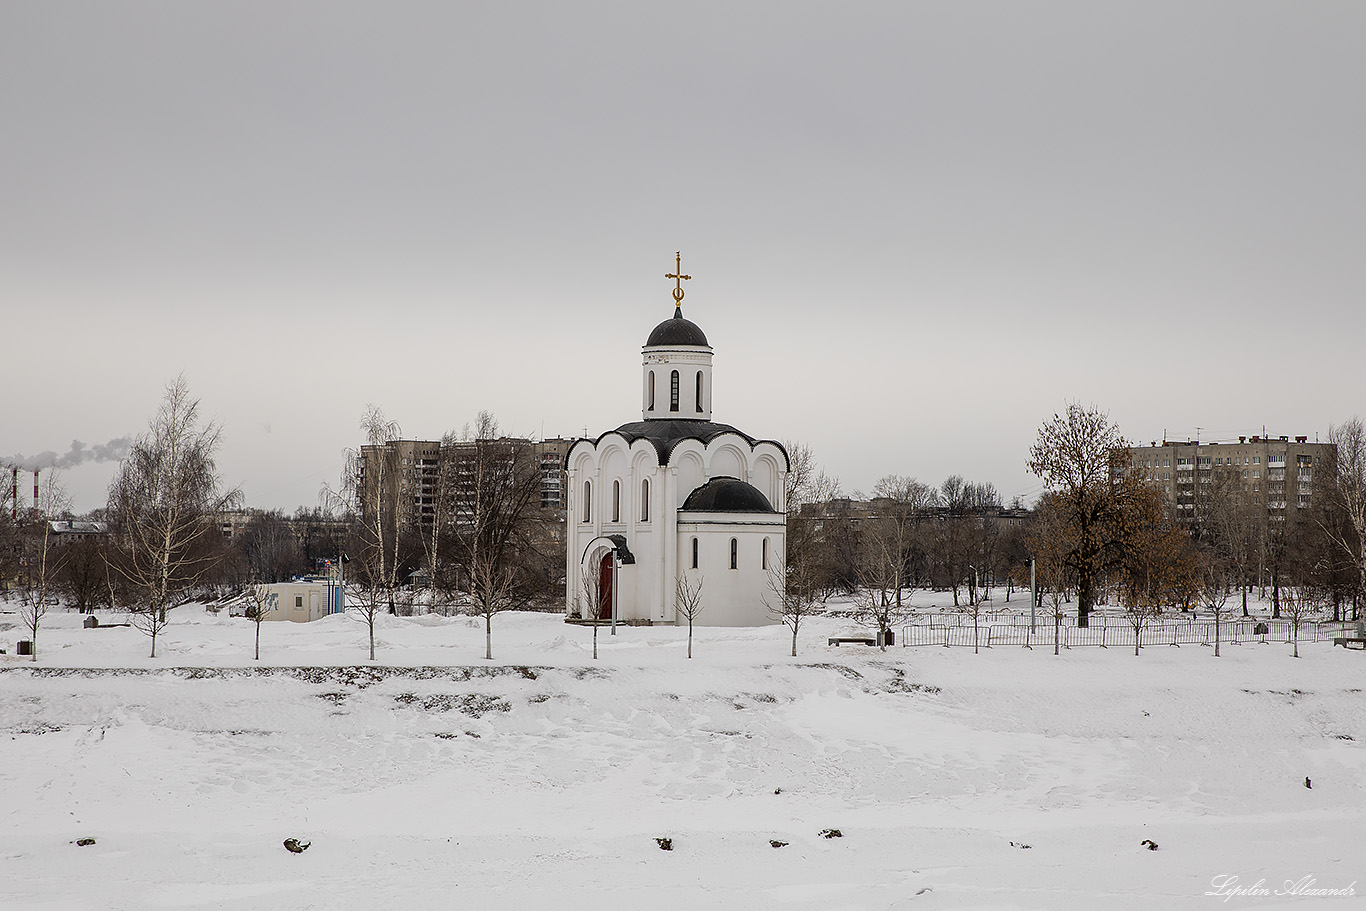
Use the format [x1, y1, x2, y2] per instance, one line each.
[1, 598, 1362, 910]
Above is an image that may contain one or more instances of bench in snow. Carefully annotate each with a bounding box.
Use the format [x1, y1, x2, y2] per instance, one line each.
[828, 636, 876, 647]
[1332, 637, 1366, 650]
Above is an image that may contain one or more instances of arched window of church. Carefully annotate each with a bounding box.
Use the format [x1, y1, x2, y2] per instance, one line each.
[691, 537, 698, 569]
[648, 371, 655, 411]
[695, 371, 703, 412]
[729, 537, 738, 570]
[611, 480, 621, 523]
[640, 479, 650, 522]
[582, 480, 591, 523]
[670, 370, 679, 412]
[762, 537, 769, 570]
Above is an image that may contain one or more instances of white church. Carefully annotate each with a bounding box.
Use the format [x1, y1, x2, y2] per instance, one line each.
[564, 256, 789, 627]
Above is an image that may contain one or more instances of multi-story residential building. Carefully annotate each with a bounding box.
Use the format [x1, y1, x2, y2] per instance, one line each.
[359, 436, 572, 533]
[1124, 434, 1334, 524]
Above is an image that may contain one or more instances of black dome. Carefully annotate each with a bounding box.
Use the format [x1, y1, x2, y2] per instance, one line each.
[645, 310, 710, 347]
[681, 477, 776, 513]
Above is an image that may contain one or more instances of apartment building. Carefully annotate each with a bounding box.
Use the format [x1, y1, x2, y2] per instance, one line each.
[1125, 434, 1334, 523]
[359, 436, 572, 532]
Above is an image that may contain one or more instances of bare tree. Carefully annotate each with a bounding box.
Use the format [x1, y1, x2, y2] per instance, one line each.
[1204, 466, 1261, 617]
[1200, 555, 1236, 658]
[781, 440, 841, 601]
[854, 520, 916, 649]
[855, 475, 936, 616]
[1324, 418, 1366, 622]
[765, 551, 823, 658]
[416, 431, 461, 603]
[1027, 403, 1130, 628]
[18, 470, 70, 660]
[0, 474, 20, 598]
[956, 571, 988, 654]
[576, 567, 604, 659]
[244, 583, 274, 661]
[1281, 588, 1318, 659]
[453, 412, 549, 661]
[326, 406, 405, 660]
[57, 535, 109, 614]
[235, 510, 304, 584]
[107, 377, 240, 657]
[1026, 493, 1074, 655]
[675, 572, 705, 658]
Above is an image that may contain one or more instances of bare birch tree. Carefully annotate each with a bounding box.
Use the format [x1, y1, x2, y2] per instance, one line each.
[1026, 493, 1074, 655]
[675, 572, 705, 658]
[107, 377, 240, 657]
[326, 406, 406, 661]
[18, 470, 70, 660]
[1282, 588, 1318, 658]
[765, 557, 822, 657]
[453, 412, 548, 661]
[1325, 418, 1366, 622]
[577, 567, 604, 659]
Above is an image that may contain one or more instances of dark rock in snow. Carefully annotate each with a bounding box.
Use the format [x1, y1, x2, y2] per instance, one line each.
[1305, 777, 1312, 789]
[655, 837, 673, 851]
[73, 837, 96, 847]
[283, 838, 310, 854]
[1010, 841, 1032, 849]
[769, 840, 788, 848]
[819, 828, 842, 839]
[1141, 839, 1159, 851]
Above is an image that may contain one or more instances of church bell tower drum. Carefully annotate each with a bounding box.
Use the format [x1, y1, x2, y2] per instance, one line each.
[642, 252, 713, 422]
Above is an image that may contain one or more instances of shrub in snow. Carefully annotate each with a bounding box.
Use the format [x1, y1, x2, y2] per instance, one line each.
[655, 837, 673, 851]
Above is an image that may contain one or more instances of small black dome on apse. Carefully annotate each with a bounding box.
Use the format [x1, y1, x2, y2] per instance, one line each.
[680, 477, 776, 513]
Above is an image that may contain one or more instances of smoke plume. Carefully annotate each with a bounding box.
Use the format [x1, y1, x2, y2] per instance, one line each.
[4, 436, 134, 472]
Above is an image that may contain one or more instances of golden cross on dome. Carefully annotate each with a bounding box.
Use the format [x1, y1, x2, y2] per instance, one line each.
[665, 252, 690, 308]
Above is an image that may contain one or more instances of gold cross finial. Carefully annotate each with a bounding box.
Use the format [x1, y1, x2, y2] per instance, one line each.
[665, 251, 690, 309]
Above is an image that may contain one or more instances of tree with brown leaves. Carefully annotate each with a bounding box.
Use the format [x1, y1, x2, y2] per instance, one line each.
[1026, 403, 1129, 628]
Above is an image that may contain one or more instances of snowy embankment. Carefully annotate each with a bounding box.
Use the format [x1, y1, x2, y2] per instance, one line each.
[1, 605, 1362, 910]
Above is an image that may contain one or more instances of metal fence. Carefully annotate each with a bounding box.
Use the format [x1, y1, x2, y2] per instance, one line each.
[899, 619, 1357, 649]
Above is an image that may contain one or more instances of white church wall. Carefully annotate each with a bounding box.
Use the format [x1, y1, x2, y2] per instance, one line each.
[709, 443, 745, 481]
[674, 449, 704, 506]
[676, 516, 784, 627]
[750, 447, 786, 512]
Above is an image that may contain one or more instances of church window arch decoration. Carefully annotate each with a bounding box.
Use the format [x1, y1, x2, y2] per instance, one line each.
[611, 480, 621, 523]
[640, 479, 650, 522]
[582, 480, 592, 523]
[691, 537, 699, 569]
[648, 371, 655, 411]
[695, 371, 704, 412]
[730, 538, 738, 570]
[670, 371, 680, 412]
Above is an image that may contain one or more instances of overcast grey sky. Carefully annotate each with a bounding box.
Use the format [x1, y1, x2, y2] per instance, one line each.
[4, 2, 1364, 513]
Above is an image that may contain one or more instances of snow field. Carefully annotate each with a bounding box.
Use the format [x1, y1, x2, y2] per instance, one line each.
[0, 604, 1362, 909]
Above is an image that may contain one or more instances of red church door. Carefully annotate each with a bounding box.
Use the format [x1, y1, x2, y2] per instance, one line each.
[598, 553, 613, 620]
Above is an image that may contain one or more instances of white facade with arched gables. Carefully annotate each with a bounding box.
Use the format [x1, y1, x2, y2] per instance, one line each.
[565, 299, 787, 627]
